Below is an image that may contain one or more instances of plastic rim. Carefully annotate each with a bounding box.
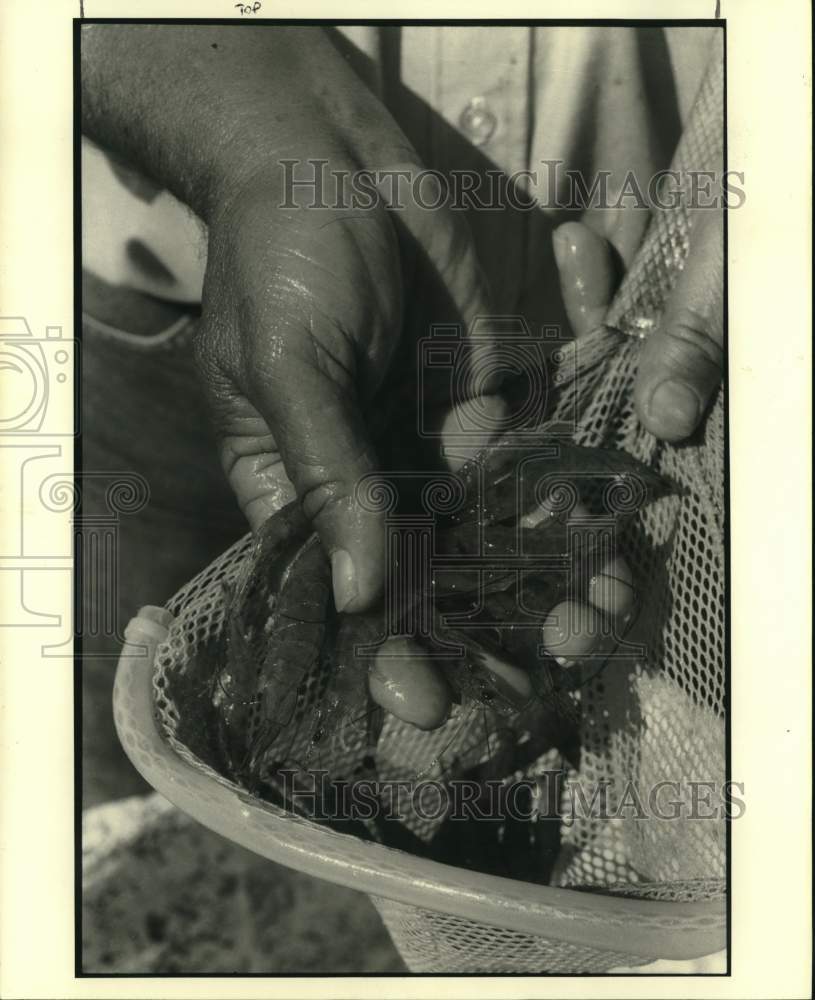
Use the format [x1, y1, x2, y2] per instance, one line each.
[113, 622, 726, 962]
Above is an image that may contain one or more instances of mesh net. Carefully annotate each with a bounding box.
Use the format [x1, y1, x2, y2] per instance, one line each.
[149, 42, 725, 973]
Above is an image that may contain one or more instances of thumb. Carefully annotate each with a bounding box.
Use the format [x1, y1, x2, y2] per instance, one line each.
[634, 208, 724, 441]
[243, 350, 385, 615]
[198, 346, 385, 615]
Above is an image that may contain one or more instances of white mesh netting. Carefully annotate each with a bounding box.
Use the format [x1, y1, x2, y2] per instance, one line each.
[147, 41, 725, 973]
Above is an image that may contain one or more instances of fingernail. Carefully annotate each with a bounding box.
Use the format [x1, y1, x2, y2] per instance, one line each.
[331, 549, 358, 612]
[648, 379, 701, 438]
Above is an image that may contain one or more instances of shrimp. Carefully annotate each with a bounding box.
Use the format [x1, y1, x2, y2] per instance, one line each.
[211, 429, 670, 803]
[443, 429, 670, 534]
[310, 611, 385, 770]
[244, 534, 332, 779]
[214, 501, 327, 784]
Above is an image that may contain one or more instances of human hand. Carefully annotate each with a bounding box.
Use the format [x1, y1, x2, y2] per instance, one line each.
[369, 502, 638, 731]
[196, 158, 495, 614]
[188, 76, 498, 618]
[81, 25, 493, 614]
[554, 207, 724, 442]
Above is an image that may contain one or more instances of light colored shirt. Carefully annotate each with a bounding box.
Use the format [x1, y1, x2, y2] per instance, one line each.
[82, 25, 717, 323]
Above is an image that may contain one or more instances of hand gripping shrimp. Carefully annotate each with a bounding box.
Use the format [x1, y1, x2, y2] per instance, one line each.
[213, 427, 671, 803]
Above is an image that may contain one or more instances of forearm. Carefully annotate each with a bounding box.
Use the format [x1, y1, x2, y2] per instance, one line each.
[80, 24, 377, 221]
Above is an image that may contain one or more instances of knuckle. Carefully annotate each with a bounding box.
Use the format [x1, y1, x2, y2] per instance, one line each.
[193, 348, 234, 409]
[661, 306, 724, 375]
[298, 479, 352, 527]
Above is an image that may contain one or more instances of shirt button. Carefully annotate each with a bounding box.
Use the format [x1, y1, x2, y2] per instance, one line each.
[458, 97, 497, 146]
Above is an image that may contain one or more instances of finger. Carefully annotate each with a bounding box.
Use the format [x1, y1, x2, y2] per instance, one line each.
[541, 599, 603, 666]
[582, 203, 651, 271]
[634, 208, 724, 441]
[380, 165, 498, 400]
[587, 555, 636, 619]
[219, 425, 296, 531]
[439, 393, 509, 472]
[369, 637, 453, 730]
[200, 328, 385, 613]
[193, 363, 296, 530]
[474, 647, 534, 706]
[553, 221, 616, 339]
[379, 164, 490, 327]
[521, 499, 592, 530]
[250, 353, 386, 615]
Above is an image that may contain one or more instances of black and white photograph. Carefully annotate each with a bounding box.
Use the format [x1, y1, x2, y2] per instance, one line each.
[0, 5, 811, 996]
[79, 19, 731, 975]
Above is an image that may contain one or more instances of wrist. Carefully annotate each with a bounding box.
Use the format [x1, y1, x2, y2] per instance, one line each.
[81, 25, 366, 222]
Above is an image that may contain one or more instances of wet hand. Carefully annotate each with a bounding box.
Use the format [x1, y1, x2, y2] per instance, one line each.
[554, 209, 724, 442]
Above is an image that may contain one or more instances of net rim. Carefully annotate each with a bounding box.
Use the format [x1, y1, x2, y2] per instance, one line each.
[113, 624, 726, 962]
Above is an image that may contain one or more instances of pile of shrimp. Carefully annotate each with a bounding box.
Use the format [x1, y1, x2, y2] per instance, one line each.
[202, 427, 670, 871]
